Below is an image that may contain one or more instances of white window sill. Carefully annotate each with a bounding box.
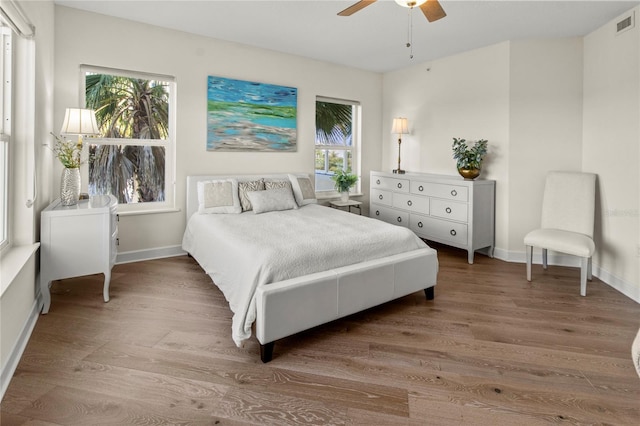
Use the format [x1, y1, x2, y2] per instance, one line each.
[117, 207, 181, 217]
[0, 243, 40, 298]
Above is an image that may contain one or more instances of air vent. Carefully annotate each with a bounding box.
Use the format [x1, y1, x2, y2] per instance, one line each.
[616, 12, 635, 35]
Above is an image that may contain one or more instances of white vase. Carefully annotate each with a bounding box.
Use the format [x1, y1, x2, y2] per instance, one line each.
[60, 167, 81, 206]
[340, 191, 350, 202]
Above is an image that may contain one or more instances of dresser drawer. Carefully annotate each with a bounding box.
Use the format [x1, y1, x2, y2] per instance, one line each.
[372, 175, 410, 193]
[392, 192, 429, 213]
[371, 188, 393, 206]
[370, 205, 409, 227]
[410, 214, 468, 245]
[430, 198, 468, 223]
[411, 181, 468, 202]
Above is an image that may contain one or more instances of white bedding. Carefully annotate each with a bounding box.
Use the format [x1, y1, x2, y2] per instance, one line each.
[182, 203, 430, 347]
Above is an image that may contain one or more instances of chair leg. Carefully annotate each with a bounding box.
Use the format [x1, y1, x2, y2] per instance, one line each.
[587, 257, 593, 281]
[526, 245, 533, 281]
[580, 257, 588, 296]
[542, 248, 548, 270]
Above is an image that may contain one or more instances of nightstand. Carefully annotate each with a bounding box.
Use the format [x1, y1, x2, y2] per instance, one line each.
[40, 195, 118, 314]
[329, 199, 362, 215]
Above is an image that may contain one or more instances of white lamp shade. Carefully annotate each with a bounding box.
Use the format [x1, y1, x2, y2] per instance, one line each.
[391, 117, 409, 135]
[60, 108, 100, 136]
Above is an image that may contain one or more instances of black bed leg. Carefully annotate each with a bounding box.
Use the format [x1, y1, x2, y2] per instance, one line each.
[424, 287, 434, 300]
[260, 342, 274, 363]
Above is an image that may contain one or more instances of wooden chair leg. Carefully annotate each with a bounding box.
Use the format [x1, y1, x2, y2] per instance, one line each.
[526, 245, 533, 282]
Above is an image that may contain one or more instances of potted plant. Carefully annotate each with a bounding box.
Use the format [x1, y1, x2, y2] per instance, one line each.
[452, 137, 488, 180]
[51, 133, 83, 206]
[331, 169, 358, 201]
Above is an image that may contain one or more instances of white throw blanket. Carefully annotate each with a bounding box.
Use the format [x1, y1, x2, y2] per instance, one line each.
[182, 204, 429, 347]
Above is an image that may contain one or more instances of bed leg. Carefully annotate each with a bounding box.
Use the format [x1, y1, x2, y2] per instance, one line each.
[260, 342, 275, 363]
[424, 287, 434, 300]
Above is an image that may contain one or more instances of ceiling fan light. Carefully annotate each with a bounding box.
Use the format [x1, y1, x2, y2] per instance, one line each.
[394, 0, 427, 8]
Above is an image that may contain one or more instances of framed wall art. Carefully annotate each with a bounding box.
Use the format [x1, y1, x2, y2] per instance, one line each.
[207, 76, 297, 151]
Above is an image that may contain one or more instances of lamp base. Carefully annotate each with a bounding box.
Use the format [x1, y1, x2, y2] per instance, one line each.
[393, 169, 406, 174]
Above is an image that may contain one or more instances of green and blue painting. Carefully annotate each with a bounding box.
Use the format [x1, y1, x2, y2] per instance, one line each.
[207, 76, 297, 151]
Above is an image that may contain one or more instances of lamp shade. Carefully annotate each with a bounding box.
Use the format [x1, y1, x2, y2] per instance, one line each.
[391, 117, 409, 135]
[60, 108, 100, 136]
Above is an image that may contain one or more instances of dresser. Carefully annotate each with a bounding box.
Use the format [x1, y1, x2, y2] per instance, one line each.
[370, 171, 495, 264]
[40, 195, 118, 313]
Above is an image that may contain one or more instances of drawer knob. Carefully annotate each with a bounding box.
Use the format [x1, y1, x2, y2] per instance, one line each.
[407, 200, 413, 207]
[451, 189, 457, 197]
[376, 179, 380, 185]
[418, 221, 423, 228]
[397, 183, 403, 189]
[418, 185, 424, 192]
[450, 229, 457, 236]
[379, 194, 383, 200]
[445, 207, 452, 214]
[397, 217, 402, 223]
[375, 210, 380, 216]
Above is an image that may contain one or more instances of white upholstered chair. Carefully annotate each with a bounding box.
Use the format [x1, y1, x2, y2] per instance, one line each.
[524, 171, 597, 296]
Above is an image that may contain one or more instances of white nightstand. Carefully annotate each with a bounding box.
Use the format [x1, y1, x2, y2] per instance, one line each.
[40, 195, 118, 314]
[329, 199, 362, 215]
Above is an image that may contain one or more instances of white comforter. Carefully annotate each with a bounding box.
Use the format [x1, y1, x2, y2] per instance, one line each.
[182, 204, 428, 347]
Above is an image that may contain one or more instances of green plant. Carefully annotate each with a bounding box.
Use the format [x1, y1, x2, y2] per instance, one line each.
[452, 137, 488, 170]
[331, 169, 358, 192]
[51, 133, 82, 168]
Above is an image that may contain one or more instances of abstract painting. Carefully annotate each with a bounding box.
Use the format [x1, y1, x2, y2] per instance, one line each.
[207, 76, 297, 151]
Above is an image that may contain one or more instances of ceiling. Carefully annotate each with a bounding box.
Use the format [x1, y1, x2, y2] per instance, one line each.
[54, 0, 640, 73]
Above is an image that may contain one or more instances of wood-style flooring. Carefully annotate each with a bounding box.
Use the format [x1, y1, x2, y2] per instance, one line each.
[1, 243, 639, 425]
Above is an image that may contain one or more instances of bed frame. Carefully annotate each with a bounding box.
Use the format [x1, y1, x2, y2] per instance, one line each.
[185, 174, 438, 362]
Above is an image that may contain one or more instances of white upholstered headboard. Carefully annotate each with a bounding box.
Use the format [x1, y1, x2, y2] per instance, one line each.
[185, 173, 310, 221]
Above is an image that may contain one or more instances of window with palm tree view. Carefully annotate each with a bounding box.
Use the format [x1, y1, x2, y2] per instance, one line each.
[83, 66, 175, 211]
[315, 98, 359, 193]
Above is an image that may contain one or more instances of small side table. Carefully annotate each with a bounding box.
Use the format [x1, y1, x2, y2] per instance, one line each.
[329, 199, 362, 215]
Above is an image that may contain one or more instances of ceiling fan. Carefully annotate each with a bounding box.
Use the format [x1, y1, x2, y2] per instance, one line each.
[338, 0, 447, 22]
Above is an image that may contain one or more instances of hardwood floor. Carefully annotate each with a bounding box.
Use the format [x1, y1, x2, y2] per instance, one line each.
[2, 243, 639, 425]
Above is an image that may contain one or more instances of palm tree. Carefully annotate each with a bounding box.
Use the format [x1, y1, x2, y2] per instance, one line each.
[315, 101, 352, 145]
[85, 74, 169, 204]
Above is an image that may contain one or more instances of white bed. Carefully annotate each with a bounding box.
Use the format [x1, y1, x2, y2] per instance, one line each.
[182, 174, 438, 362]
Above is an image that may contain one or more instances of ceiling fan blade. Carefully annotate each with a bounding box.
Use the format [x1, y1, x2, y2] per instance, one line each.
[419, 0, 447, 22]
[338, 0, 377, 17]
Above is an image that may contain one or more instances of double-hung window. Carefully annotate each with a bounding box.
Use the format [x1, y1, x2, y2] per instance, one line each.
[81, 65, 176, 213]
[314, 97, 361, 194]
[0, 24, 10, 249]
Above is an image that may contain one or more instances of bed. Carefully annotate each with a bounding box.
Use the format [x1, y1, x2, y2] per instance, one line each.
[182, 173, 438, 362]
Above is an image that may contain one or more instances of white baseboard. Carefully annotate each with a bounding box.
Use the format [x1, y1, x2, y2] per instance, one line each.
[0, 299, 41, 401]
[115, 245, 186, 264]
[497, 248, 639, 304]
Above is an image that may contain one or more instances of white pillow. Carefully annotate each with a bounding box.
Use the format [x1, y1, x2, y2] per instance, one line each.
[247, 188, 298, 214]
[289, 174, 317, 206]
[197, 179, 241, 214]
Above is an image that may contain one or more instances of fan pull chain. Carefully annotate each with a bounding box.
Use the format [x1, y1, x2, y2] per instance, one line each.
[406, 7, 414, 59]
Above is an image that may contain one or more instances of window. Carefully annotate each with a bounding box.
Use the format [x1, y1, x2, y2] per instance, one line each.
[0, 24, 11, 249]
[81, 65, 176, 213]
[314, 97, 360, 194]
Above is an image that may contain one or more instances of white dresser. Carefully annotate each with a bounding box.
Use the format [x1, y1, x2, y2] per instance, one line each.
[370, 171, 495, 264]
[40, 195, 118, 313]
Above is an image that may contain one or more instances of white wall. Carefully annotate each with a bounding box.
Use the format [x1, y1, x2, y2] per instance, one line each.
[54, 6, 383, 256]
[0, 0, 55, 399]
[382, 42, 511, 250]
[583, 6, 640, 301]
[382, 25, 639, 301]
[507, 38, 584, 253]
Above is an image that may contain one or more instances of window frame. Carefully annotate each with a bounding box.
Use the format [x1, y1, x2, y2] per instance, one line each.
[80, 65, 177, 215]
[0, 24, 12, 250]
[314, 96, 361, 197]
